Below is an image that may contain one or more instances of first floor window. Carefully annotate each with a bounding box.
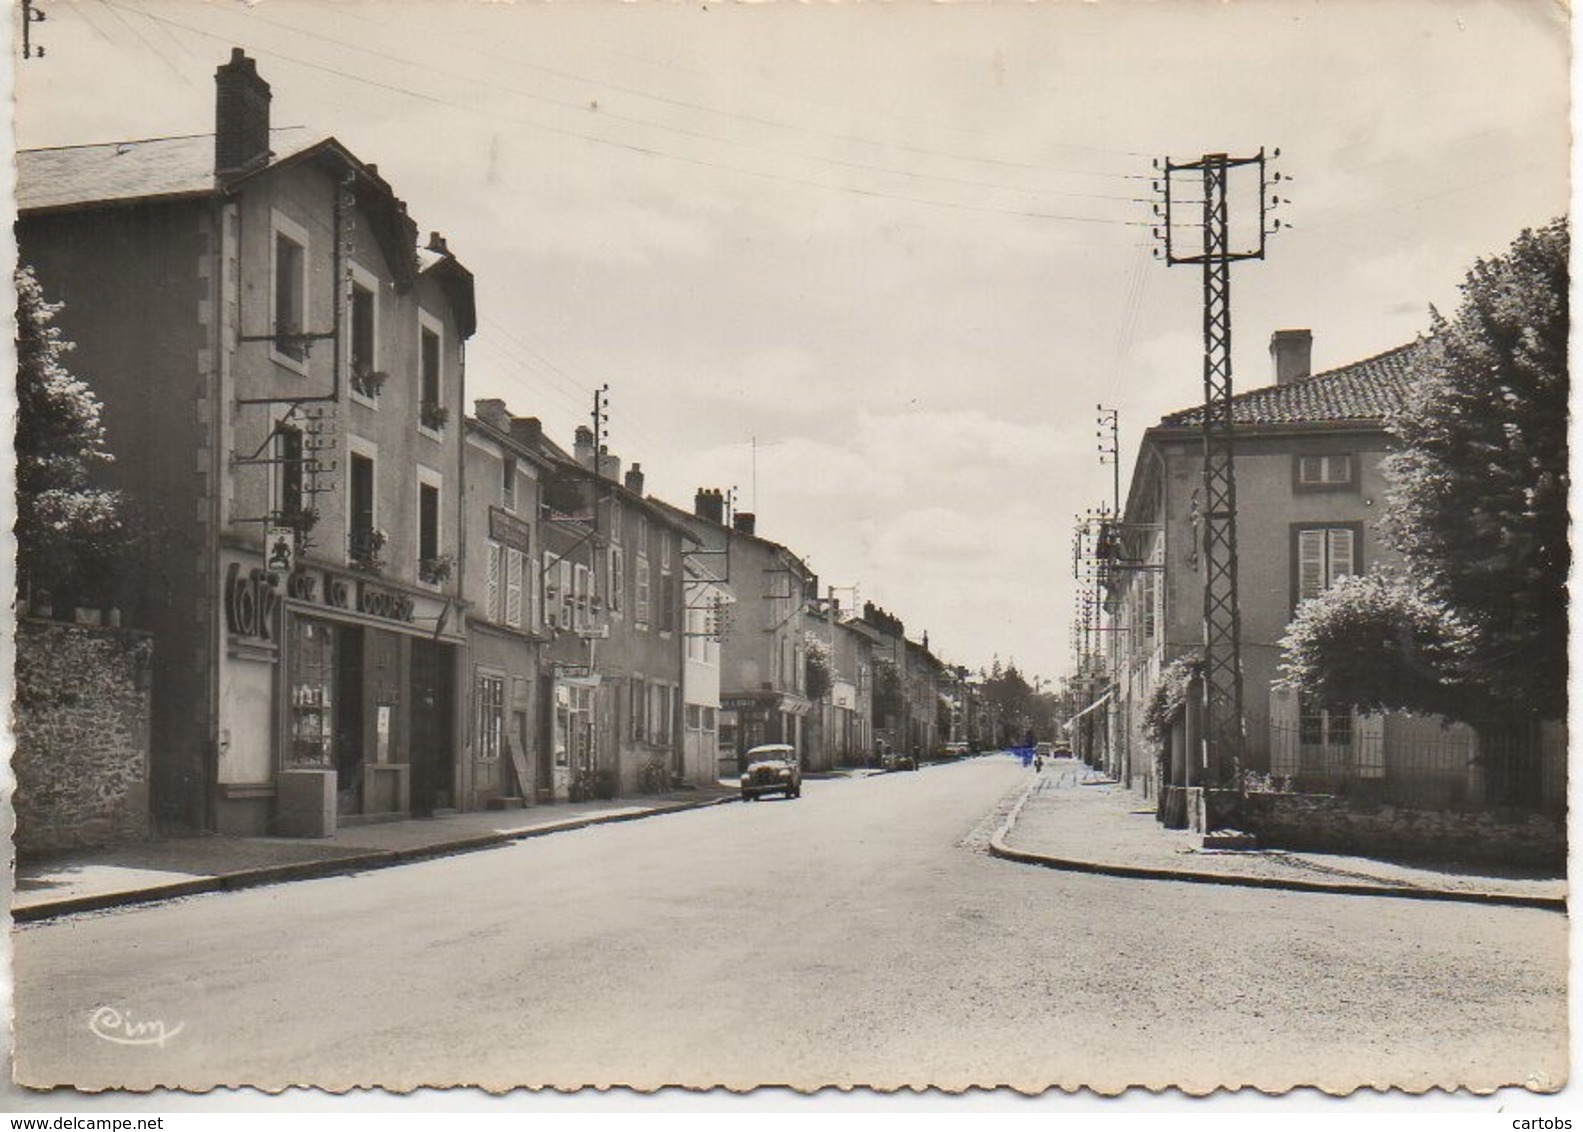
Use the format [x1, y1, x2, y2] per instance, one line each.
[418, 482, 440, 579]
[630, 677, 646, 740]
[1294, 524, 1359, 607]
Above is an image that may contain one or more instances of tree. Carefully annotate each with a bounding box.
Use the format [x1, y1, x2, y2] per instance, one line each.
[1379, 217, 1569, 724]
[803, 632, 832, 701]
[1280, 218, 1568, 739]
[1279, 573, 1476, 723]
[15, 265, 129, 609]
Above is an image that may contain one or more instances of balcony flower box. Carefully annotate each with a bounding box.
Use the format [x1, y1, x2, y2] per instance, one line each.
[420, 401, 449, 431]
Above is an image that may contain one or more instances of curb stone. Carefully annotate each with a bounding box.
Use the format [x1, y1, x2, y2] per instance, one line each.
[12, 794, 738, 925]
[986, 779, 1567, 913]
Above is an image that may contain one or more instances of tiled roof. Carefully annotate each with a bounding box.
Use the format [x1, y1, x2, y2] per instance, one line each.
[1158, 341, 1420, 428]
[17, 127, 319, 213]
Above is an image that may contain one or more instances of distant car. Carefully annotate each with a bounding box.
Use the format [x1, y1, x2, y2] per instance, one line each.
[943, 741, 969, 758]
[1052, 739, 1072, 757]
[1034, 741, 1054, 759]
[884, 749, 917, 772]
[741, 744, 801, 800]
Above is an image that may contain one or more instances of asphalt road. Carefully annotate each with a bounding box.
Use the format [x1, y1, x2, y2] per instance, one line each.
[13, 757, 1568, 1094]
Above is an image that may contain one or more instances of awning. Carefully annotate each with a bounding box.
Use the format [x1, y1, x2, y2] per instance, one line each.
[1063, 690, 1113, 732]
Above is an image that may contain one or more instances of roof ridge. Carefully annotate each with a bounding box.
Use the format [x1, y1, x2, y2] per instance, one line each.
[19, 125, 310, 155]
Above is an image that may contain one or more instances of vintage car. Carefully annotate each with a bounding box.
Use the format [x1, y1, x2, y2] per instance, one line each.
[740, 744, 802, 800]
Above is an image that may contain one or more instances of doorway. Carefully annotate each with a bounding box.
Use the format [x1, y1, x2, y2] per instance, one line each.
[408, 639, 454, 816]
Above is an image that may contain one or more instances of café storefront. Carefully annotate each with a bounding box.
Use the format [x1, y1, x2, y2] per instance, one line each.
[214, 548, 466, 836]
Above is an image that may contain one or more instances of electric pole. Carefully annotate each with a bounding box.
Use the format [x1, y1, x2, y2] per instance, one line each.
[1154, 148, 1284, 811]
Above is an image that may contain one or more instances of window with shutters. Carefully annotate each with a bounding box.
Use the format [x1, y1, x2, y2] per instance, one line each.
[1292, 523, 1361, 610]
[559, 559, 574, 629]
[635, 553, 651, 629]
[543, 552, 559, 628]
[609, 545, 625, 615]
[505, 548, 524, 628]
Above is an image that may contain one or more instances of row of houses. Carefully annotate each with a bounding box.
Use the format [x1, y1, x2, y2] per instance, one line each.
[15, 49, 990, 844]
[1071, 328, 1565, 862]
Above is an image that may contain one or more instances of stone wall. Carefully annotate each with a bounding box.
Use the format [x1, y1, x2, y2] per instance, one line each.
[13, 619, 154, 855]
[1234, 790, 1565, 870]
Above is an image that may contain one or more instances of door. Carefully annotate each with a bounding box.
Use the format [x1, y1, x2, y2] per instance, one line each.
[408, 639, 455, 816]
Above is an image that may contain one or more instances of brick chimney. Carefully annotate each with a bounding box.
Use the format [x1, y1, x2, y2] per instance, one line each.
[474, 398, 512, 433]
[1270, 329, 1313, 386]
[733, 511, 756, 537]
[573, 426, 595, 469]
[509, 416, 543, 449]
[694, 488, 724, 525]
[214, 48, 272, 178]
[598, 447, 621, 482]
[624, 463, 645, 495]
[427, 231, 449, 256]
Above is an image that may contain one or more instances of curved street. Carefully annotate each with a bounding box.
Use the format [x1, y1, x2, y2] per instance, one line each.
[14, 757, 1567, 1094]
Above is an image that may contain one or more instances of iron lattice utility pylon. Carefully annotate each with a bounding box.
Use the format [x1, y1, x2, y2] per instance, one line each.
[1155, 149, 1282, 800]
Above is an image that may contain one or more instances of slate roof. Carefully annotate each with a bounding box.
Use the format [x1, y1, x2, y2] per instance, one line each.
[1158, 341, 1421, 428]
[17, 127, 319, 213]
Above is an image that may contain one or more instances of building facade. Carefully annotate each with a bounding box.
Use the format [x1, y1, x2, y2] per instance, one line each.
[18, 50, 475, 835]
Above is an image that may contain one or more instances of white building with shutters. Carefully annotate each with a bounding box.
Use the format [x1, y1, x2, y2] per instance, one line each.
[1099, 330, 1481, 813]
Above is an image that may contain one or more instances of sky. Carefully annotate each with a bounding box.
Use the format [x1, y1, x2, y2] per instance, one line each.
[10, 0, 1570, 686]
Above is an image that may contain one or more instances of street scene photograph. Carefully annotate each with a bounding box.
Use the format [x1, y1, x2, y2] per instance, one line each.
[4, 0, 1572, 1113]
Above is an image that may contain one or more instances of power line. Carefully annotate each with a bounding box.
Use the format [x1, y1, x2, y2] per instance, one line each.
[203, 1, 1154, 207]
[98, 0, 1153, 229]
[325, 3, 1154, 182]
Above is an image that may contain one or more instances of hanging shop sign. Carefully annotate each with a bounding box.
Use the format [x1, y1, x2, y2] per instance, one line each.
[488, 506, 532, 553]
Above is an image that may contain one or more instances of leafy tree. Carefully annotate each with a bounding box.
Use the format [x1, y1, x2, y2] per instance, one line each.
[1379, 217, 1569, 724]
[1279, 573, 1476, 723]
[1281, 218, 1568, 761]
[15, 265, 130, 609]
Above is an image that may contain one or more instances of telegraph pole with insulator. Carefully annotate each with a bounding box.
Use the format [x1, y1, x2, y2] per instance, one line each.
[1153, 148, 1286, 819]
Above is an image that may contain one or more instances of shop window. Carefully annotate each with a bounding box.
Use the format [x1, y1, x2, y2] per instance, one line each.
[478, 674, 505, 760]
[288, 620, 335, 768]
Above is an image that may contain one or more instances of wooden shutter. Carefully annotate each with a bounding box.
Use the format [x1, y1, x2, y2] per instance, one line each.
[1327, 528, 1356, 586]
[505, 548, 524, 628]
[1297, 529, 1326, 603]
[486, 543, 502, 622]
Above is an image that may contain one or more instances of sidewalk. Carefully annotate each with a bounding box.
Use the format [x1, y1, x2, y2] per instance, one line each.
[990, 761, 1567, 911]
[13, 786, 738, 923]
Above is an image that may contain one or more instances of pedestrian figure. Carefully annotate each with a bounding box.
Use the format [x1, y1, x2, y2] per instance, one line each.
[1034, 754, 1044, 773]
